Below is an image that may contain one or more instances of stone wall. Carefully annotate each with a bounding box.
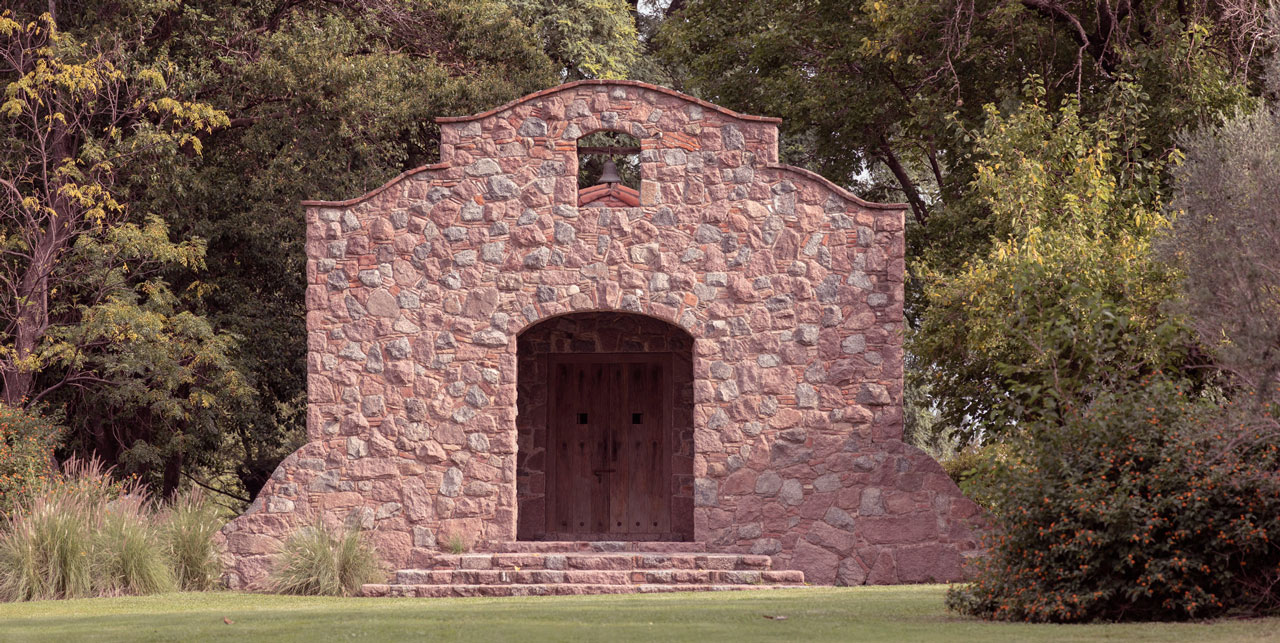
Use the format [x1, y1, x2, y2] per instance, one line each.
[218, 80, 985, 588]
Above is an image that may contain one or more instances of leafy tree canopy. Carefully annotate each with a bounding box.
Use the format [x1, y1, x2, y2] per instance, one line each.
[658, 0, 1259, 444]
[1, 0, 559, 499]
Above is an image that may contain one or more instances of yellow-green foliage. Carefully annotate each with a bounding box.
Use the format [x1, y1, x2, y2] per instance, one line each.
[912, 79, 1184, 438]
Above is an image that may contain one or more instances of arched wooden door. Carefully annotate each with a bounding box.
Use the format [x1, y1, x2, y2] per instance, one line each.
[546, 353, 672, 539]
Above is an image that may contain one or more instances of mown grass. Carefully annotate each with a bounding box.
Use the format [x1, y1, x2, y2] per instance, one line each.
[0, 585, 1276, 642]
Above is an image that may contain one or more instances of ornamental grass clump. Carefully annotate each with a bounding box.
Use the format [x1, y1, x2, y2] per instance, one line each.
[0, 457, 224, 601]
[0, 488, 95, 601]
[0, 458, 123, 600]
[270, 520, 382, 596]
[163, 490, 224, 591]
[93, 491, 175, 596]
[947, 378, 1280, 622]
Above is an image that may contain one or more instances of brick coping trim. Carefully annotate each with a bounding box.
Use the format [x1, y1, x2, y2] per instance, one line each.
[300, 162, 449, 208]
[765, 163, 908, 211]
[435, 79, 784, 125]
[578, 182, 641, 207]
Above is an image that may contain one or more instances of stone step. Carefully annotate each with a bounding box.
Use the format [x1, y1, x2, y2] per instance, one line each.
[374, 542, 805, 597]
[393, 568, 805, 586]
[408, 552, 774, 572]
[362, 583, 811, 598]
[475, 541, 705, 553]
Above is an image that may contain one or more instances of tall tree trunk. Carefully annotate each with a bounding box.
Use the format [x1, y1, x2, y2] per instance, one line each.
[878, 141, 930, 226]
[3, 239, 54, 406]
[3, 2, 71, 407]
[163, 449, 183, 498]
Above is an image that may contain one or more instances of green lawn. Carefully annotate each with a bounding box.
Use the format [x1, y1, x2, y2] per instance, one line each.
[0, 586, 1276, 642]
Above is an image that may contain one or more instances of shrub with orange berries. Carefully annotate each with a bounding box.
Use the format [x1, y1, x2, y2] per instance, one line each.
[947, 377, 1280, 622]
[0, 404, 63, 518]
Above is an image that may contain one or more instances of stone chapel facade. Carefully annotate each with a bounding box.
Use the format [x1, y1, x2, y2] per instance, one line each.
[219, 80, 985, 591]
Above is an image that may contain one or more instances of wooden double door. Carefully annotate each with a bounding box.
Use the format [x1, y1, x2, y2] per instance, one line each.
[547, 353, 672, 538]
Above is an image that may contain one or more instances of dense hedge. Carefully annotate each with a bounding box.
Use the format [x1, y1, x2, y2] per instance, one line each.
[947, 378, 1280, 622]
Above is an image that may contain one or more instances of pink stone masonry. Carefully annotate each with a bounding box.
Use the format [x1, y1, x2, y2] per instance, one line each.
[218, 80, 986, 589]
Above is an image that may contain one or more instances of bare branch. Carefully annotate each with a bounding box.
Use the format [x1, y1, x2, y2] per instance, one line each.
[877, 141, 930, 226]
[181, 470, 252, 503]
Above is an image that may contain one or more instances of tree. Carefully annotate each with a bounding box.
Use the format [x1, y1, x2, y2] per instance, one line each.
[659, 0, 1262, 229]
[0, 0, 559, 498]
[0, 10, 247, 494]
[0, 0, 565, 499]
[910, 80, 1195, 440]
[133, 0, 558, 498]
[504, 0, 641, 79]
[0, 11, 225, 404]
[947, 29, 1280, 625]
[1162, 84, 1280, 404]
[657, 0, 1256, 445]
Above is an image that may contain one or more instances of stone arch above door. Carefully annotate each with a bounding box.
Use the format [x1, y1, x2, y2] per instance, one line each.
[218, 80, 985, 590]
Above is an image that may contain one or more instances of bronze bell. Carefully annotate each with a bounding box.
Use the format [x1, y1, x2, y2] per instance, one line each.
[598, 159, 622, 184]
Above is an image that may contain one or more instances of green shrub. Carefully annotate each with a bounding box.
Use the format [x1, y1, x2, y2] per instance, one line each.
[0, 405, 64, 517]
[947, 378, 1280, 622]
[270, 520, 382, 597]
[163, 490, 224, 591]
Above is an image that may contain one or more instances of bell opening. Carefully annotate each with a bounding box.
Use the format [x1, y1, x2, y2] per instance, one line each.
[577, 131, 641, 192]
